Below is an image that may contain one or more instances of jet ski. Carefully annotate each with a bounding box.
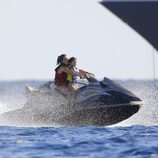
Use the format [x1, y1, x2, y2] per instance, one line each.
[0, 74, 143, 126]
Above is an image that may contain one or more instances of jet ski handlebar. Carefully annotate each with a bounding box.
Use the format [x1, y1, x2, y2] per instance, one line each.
[85, 73, 98, 83]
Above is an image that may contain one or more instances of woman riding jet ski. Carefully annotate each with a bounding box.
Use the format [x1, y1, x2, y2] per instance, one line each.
[0, 55, 143, 126]
[54, 54, 91, 98]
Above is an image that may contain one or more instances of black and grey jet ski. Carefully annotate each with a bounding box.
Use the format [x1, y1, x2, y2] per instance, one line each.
[0, 74, 143, 126]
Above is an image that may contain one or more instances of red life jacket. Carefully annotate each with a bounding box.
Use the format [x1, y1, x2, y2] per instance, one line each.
[54, 64, 69, 86]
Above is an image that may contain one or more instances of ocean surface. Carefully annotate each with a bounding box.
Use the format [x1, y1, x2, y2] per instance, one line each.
[0, 80, 158, 158]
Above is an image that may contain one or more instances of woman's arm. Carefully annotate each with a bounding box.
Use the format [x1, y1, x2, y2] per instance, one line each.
[61, 67, 82, 77]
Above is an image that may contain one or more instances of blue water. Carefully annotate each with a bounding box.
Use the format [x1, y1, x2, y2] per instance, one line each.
[0, 126, 158, 158]
[0, 80, 157, 158]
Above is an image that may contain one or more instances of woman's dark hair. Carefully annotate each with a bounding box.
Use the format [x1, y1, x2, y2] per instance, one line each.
[57, 54, 66, 65]
[68, 57, 77, 66]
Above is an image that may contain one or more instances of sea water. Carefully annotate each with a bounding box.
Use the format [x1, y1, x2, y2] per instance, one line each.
[0, 80, 157, 158]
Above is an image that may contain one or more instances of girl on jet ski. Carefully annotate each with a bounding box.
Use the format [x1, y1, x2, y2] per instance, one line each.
[54, 54, 82, 97]
[67, 57, 88, 91]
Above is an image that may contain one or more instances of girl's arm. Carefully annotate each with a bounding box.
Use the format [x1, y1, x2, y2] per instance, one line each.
[79, 69, 88, 74]
[79, 69, 93, 75]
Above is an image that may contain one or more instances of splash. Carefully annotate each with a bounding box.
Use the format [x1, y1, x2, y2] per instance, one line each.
[0, 103, 12, 114]
[0, 80, 157, 127]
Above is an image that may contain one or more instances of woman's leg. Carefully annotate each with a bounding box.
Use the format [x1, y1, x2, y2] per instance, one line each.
[55, 85, 70, 97]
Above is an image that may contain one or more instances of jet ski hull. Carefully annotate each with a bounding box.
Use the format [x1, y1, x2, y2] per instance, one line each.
[0, 103, 141, 126]
[0, 76, 142, 126]
[54, 104, 141, 126]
